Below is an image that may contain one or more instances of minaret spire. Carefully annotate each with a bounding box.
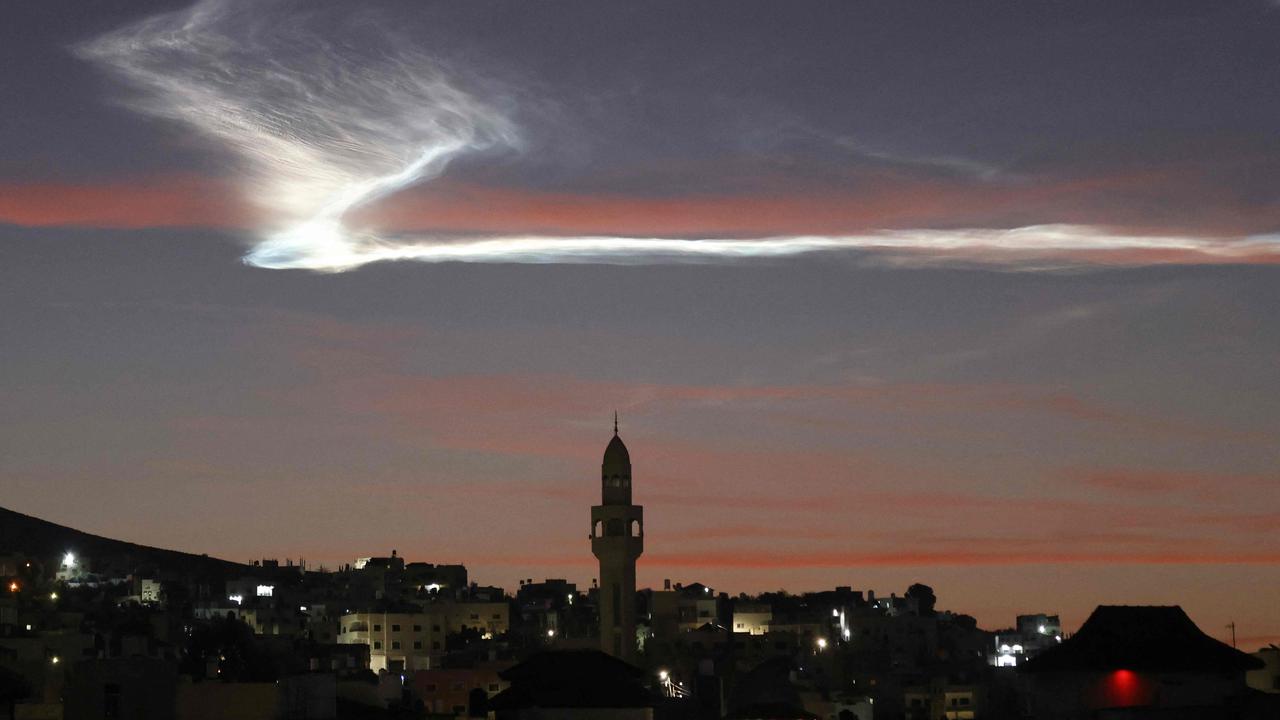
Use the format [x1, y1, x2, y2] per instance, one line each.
[592, 420, 642, 661]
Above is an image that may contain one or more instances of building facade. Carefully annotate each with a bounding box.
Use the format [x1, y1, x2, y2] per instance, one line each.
[337, 611, 446, 672]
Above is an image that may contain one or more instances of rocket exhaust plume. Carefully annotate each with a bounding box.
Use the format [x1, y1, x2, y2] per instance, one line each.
[79, 0, 1280, 272]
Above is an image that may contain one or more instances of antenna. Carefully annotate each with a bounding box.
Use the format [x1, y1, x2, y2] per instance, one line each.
[613, 411, 619, 435]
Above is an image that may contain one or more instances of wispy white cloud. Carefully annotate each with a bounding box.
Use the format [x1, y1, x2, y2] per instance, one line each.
[78, 0, 1280, 272]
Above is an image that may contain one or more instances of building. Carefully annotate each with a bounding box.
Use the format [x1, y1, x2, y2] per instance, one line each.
[337, 611, 446, 672]
[590, 418, 644, 662]
[410, 666, 509, 716]
[991, 612, 1062, 667]
[440, 601, 509, 638]
[489, 650, 652, 720]
[1248, 645, 1280, 693]
[904, 677, 983, 720]
[1021, 605, 1263, 719]
[733, 603, 773, 636]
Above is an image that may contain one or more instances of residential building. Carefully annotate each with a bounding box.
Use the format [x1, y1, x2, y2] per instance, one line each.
[733, 603, 772, 635]
[337, 611, 446, 672]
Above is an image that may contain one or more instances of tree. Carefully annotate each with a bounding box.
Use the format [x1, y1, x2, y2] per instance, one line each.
[906, 583, 936, 617]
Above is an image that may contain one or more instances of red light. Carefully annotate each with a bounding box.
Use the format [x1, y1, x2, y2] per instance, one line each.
[1102, 669, 1149, 707]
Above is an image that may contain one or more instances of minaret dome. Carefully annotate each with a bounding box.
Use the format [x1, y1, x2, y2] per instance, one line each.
[601, 419, 632, 505]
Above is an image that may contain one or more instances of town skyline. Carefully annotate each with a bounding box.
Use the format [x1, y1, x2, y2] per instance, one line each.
[4, 0, 1280, 672]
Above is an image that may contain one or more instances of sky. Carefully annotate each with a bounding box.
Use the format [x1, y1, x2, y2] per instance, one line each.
[2, 0, 1279, 647]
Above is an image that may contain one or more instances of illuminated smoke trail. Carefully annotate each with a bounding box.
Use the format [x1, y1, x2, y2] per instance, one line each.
[79, 1, 1280, 272]
[235, 226, 1280, 271]
[77, 0, 518, 271]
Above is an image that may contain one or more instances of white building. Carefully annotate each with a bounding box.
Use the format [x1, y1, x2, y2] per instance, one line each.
[338, 611, 446, 673]
[733, 604, 772, 635]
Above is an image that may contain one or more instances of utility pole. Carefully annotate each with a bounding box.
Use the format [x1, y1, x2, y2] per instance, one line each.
[1227, 622, 1237, 648]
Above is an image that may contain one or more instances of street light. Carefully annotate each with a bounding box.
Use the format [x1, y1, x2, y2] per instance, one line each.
[8, 582, 17, 592]
[816, 638, 828, 650]
[658, 669, 669, 682]
[546, 629, 555, 638]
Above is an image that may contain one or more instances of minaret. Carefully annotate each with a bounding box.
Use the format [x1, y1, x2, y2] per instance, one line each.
[590, 414, 643, 662]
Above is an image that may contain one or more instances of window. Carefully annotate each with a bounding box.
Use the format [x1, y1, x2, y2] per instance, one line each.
[492, 614, 501, 619]
[432, 625, 441, 632]
[413, 641, 422, 650]
[413, 624, 422, 632]
[373, 641, 382, 650]
[392, 624, 400, 632]
[488, 683, 499, 692]
[373, 624, 382, 632]
[432, 641, 441, 650]
[341, 626, 346, 633]
[470, 614, 480, 621]
[960, 697, 971, 706]
[104, 683, 121, 720]
[392, 641, 400, 650]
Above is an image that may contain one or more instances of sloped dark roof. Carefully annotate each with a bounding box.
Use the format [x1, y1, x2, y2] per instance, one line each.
[1021, 606, 1263, 674]
[725, 702, 821, 720]
[490, 650, 651, 709]
[726, 657, 815, 720]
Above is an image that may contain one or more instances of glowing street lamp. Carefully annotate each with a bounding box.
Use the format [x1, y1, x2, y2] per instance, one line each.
[658, 669, 669, 682]
[49, 592, 58, 601]
[63, 552, 75, 568]
[8, 582, 17, 592]
[816, 638, 828, 650]
[546, 629, 556, 638]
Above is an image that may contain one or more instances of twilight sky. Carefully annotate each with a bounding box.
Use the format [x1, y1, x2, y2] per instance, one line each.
[2, 0, 1279, 647]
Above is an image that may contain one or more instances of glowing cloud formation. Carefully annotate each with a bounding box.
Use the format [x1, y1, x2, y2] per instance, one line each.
[79, 0, 1280, 272]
